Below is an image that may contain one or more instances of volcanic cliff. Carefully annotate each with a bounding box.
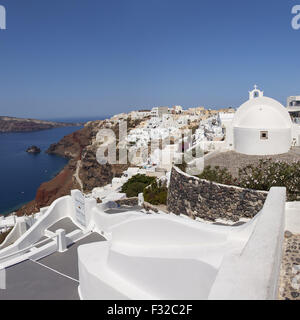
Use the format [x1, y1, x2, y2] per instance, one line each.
[16, 117, 142, 216]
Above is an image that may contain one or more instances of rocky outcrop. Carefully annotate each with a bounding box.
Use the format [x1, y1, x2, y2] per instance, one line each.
[26, 146, 41, 153]
[167, 166, 268, 222]
[20, 123, 100, 213]
[46, 119, 133, 193]
[16, 117, 144, 216]
[35, 159, 80, 208]
[77, 117, 144, 193]
[17, 122, 98, 215]
[0, 116, 82, 133]
[115, 197, 139, 207]
[46, 121, 98, 159]
[79, 146, 129, 192]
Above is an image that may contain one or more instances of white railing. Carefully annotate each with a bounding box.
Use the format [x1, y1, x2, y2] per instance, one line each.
[0, 229, 69, 290]
[0, 234, 57, 264]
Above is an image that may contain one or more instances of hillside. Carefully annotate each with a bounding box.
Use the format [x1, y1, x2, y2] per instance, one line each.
[16, 117, 142, 216]
[0, 116, 82, 133]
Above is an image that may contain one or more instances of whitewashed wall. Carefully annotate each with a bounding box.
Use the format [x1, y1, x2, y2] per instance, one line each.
[234, 127, 291, 155]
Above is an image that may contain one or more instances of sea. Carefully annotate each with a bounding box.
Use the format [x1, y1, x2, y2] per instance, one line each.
[0, 116, 109, 216]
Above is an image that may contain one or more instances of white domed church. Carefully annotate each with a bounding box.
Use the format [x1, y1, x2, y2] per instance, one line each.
[226, 86, 293, 155]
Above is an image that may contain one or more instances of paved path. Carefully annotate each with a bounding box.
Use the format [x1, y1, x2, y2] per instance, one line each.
[0, 259, 80, 300]
[48, 217, 79, 234]
[0, 233, 105, 300]
[38, 232, 104, 281]
[75, 160, 83, 191]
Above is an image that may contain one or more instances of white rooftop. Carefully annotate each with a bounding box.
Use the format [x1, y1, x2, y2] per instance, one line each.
[233, 96, 292, 129]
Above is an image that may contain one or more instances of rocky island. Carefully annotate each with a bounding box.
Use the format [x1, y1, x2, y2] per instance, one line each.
[26, 146, 41, 154]
[0, 116, 82, 133]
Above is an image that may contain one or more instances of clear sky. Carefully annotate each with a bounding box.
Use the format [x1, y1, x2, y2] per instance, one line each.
[0, 0, 299, 119]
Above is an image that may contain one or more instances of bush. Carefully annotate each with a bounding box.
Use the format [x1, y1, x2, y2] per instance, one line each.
[143, 180, 168, 205]
[197, 165, 234, 185]
[121, 174, 156, 197]
[177, 160, 187, 173]
[237, 159, 300, 201]
[196, 160, 300, 201]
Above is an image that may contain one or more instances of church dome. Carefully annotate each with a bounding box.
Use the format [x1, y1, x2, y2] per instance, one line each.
[232, 96, 292, 129]
[232, 87, 292, 156]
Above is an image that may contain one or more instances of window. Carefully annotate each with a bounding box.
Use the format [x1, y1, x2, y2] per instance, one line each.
[260, 131, 268, 140]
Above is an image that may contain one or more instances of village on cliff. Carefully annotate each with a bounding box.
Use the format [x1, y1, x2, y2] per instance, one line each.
[0, 86, 300, 300]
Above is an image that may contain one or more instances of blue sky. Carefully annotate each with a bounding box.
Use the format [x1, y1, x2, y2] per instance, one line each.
[0, 0, 299, 119]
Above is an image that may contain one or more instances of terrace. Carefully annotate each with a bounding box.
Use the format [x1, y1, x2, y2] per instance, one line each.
[0, 178, 298, 300]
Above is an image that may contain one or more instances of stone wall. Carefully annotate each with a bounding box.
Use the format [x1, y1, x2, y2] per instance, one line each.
[142, 202, 159, 213]
[167, 166, 268, 222]
[115, 198, 160, 215]
[115, 197, 138, 207]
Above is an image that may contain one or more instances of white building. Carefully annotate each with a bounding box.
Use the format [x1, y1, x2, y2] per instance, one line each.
[172, 105, 183, 114]
[287, 95, 300, 108]
[129, 110, 151, 119]
[218, 112, 235, 127]
[225, 86, 293, 155]
[287, 96, 300, 124]
[151, 106, 169, 118]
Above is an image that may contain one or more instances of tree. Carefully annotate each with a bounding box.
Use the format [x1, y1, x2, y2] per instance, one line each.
[121, 174, 156, 197]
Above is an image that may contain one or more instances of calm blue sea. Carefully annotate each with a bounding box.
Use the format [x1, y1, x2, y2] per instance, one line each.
[0, 116, 110, 216]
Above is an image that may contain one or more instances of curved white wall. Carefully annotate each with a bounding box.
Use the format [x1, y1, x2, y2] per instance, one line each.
[0, 196, 74, 260]
[78, 187, 286, 300]
[234, 127, 291, 155]
[209, 187, 286, 300]
[0, 221, 24, 250]
[110, 215, 228, 248]
[107, 249, 218, 300]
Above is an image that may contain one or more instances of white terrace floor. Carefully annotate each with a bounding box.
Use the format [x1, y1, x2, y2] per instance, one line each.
[0, 218, 105, 300]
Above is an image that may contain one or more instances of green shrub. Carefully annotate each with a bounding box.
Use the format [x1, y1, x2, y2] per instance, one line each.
[196, 160, 300, 201]
[197, 165, 234, 185]
[237, 159, 300, 201]
[143, 180, 168, 205]
[177, 160, 187, 173]
[121, 174, 156, 197]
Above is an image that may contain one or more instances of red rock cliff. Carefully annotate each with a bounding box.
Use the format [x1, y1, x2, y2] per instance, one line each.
[16, 117, 142, 216]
